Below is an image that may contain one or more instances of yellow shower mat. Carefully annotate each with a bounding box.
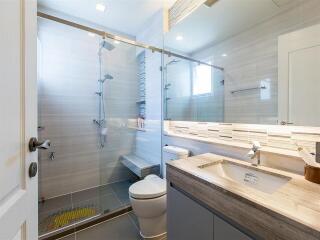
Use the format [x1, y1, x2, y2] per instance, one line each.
[47, 207, 97, 231]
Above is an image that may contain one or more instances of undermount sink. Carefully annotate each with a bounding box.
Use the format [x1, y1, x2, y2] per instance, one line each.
[198, 160, 291, 194]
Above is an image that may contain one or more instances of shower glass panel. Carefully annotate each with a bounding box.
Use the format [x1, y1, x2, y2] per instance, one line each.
[37, 18, 162, 237]
[164, 55, 224, 122]
[98, 42, 163, 213]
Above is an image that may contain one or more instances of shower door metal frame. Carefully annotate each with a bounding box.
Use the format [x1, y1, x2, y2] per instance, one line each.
[37, 12, 224, 71]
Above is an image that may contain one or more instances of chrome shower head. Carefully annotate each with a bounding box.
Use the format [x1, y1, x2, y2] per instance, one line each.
[166, 59, 180, 66]
[99, 74, 114, 83]
[104, 74, 113, 80]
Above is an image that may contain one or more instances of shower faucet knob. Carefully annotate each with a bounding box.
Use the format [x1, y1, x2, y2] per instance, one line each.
[29, 137, 51, 152]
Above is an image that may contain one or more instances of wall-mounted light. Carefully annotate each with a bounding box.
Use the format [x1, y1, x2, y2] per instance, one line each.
[176, 35, 183, 41]
[96, 3, 106, 12]
[113, 40, 120, 44]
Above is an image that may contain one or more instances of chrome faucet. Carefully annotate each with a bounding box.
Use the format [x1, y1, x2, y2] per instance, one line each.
[247, 141, 261, 166]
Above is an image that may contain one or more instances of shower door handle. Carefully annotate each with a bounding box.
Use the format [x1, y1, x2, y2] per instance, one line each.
[29, 137, 51, 152]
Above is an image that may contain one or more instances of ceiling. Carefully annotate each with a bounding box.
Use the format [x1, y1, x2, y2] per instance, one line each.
[164, 0, 300, 54]
[38, 0, 176, 37]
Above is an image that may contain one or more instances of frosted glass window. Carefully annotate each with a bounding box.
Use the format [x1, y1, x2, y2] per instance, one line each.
[192, 63, 212, 95]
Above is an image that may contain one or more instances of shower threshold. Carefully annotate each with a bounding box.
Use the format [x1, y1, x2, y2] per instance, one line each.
[38, 180, 133, 239]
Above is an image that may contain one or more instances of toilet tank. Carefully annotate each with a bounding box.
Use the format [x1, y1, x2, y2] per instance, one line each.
[162, 146, 190, 178]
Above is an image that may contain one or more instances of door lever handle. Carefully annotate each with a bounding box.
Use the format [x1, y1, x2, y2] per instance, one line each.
[29, 137, 51, 152]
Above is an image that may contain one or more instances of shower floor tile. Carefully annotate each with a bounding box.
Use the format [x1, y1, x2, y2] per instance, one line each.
[39, 180, 133, 236]
[38, 194, 74, 235]
[72, 184, 114, 204]
[39, 194, 72, 214]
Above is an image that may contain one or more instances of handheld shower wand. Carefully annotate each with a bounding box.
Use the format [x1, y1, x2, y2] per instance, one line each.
[98, 74, 114, 83]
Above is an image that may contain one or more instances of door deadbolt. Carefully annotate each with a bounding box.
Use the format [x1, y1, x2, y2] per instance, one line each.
[29, 162, 38, 178]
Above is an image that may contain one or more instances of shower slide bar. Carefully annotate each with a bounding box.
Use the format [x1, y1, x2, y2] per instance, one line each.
[37, 12, 224, 71]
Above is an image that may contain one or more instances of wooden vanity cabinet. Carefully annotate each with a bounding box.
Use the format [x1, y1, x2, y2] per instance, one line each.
[167, 184, 214, 240]
[167, 184, 253, 240]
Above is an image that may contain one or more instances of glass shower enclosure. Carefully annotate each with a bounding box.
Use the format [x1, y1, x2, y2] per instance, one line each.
[37, 16, 162, 237]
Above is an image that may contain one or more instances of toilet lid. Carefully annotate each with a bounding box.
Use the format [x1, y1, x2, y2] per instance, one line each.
[129, 176, 166, 199]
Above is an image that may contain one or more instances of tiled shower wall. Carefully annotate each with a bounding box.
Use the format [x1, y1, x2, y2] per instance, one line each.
[134, 10, 163, 166]
[189, 0, 320, 124]
[38, 19, 138, 199]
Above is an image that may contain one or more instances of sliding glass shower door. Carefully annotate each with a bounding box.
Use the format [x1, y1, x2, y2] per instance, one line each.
[37, 17, 162, 237]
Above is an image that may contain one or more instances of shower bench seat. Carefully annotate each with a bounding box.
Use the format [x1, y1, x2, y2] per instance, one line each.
[120, 154, 160, 178]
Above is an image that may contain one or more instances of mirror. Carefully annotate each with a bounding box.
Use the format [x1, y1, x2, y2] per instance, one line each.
[164, 0, 320, 126]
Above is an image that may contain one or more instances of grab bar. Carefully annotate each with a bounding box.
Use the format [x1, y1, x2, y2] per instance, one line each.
[231, 85, 266, 94]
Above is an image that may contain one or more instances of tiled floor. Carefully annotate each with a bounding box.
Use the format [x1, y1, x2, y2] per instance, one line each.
[58, 213, 141, 240]
[39, 180, 133, 236]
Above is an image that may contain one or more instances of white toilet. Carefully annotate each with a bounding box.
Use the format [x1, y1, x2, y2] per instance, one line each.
[129, 146, 190, 239]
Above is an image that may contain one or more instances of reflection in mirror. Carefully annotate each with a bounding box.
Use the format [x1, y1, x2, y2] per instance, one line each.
[164, 0, 320, 126]
[164, 56, 224, 122]
[278, 23, 320, 127]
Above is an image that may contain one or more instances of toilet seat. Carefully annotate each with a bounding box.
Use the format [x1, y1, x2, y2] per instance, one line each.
[129, 175, 166, 199]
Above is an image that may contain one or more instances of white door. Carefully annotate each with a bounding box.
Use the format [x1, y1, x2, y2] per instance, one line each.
[0, 1, 38, 240]
[278, 23, 320, 126]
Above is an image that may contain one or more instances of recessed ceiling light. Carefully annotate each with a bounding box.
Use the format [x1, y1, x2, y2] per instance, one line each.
[113, 40, 120, 44]
[176, 35, 183, 41]
[88, 32, 95, 37]
[221, 53, 228, 57]
[96, 3, 106, 12]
